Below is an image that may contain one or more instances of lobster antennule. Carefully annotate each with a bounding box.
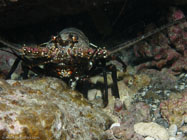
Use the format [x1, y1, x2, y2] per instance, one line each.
[109, 17, 187, 55]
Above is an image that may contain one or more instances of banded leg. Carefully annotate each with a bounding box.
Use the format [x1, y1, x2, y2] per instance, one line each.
[102, 60, 109, 107]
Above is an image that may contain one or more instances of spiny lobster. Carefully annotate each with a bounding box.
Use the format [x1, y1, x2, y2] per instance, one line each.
[0, 18, 186, 107]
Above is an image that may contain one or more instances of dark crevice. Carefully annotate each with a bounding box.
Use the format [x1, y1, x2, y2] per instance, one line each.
[0, 0, 186, 49]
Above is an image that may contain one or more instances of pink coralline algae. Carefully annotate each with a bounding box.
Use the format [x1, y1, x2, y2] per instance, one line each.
[106, 102, 151, 140]
[134, 8, 187, 75]
[160, 90, 187, 127]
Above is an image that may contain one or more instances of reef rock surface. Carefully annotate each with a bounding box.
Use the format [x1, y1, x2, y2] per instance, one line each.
[133, 8, 187, 75]
[160, 90, 187, 127]
[0, 77, 112, 140]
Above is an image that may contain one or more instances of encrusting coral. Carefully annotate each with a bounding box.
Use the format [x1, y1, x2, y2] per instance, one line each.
[134, 8, 187, 75]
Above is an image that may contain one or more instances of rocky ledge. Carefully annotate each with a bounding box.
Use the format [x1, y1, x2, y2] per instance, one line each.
[0, 77, 112, 140]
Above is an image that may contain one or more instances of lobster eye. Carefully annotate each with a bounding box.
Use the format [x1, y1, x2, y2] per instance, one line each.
[52, 36, 56, 41]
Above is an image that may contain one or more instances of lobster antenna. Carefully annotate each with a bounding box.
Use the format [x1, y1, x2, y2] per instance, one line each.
[90, 43, 98, 48]
[109, 17, 187, 55]
[0, 37, 21, 51]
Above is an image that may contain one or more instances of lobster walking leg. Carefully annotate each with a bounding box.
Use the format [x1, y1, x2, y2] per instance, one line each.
[6, 58, 20, 79]
[21, 63, 29, 79]
[111, 65, 120, 98]
[111, 55, 127, 71]
[102, 60, 109, 107]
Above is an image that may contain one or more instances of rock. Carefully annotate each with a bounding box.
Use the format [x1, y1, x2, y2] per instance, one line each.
[175, 132, 186, 140]
[183, 114, 187, 123]
[105, 102, 151, 140]
[160, 90, 187, 127]
[103, 79, 136, 123]
[179, 126, 187, 134]
[109, 122, 120, 129]
[134, 8, 187, 75]
[123, 73, 151, 91]
[134, 122, 169, 140]
[0, 77, 113, 140]
[169, 137, 176, 140]
[141, 69, 177, 90]
[168, 124, 177, 137]
[87, 89, 102, 100]
[116, 80, 135, 109]
[106, 125, 145, 140]
[145, 137, 155, 140]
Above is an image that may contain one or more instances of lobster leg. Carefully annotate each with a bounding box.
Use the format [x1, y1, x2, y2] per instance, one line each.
[6, 58, 20, 79]
[111, 65, 120, 98]
[102, 60, 109, 107]
[21, 63, 29, 79]
[111, 55, 127, 71]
